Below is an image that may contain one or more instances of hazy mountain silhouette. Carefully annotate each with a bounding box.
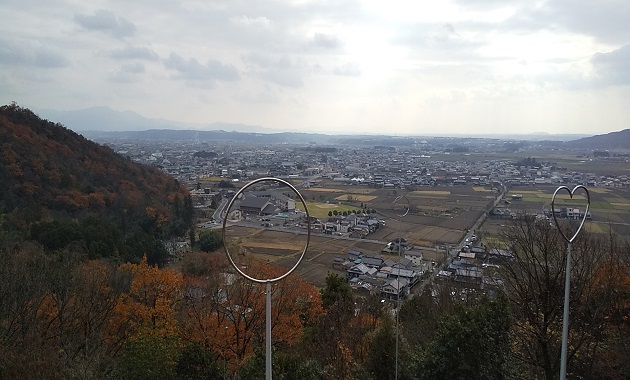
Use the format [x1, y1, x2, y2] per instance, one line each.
[567, 129, 630, 149]
[36, 106, 273, 133]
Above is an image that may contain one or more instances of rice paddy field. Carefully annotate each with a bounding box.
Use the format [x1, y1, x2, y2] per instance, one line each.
[499, 185, 630, 237]
[222, 226, 447, 288]
[218, 175, 629, 288]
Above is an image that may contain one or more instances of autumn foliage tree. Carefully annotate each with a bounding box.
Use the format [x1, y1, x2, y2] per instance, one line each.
[0, 104, 193, 264]
[0, 247, 122, 378]
[178, 257, 323, 373]
[107, 256, 183, 354]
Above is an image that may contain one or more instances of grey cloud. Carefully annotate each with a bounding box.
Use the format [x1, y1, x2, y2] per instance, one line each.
[109, 46, 159, 60]
[242, 53, 306, 87]
[310, 33, 342, 50]
[230, 15, 272, 28]
[237, 91, 278, 104]
[243, 53, 302, 69]
[164, 53, 240, 82]
[394, 23, 484, 60]
[547, 0, 630, 44]
[108, 63, 145, 83]
[333, 62, 361, 77]
[121, 62, 145, 74]
[74, 10, 136, 38]
[441, 1, 629, 46]
[499, 0, 630, 45]
[0, 37, 68, 68]
[444, 23, 458, 36]
[592, 45, 630, 86]
[261, 70, 304, 88]
[34, 50, 67, 68]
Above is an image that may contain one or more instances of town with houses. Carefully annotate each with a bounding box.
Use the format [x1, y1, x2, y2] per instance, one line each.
[95, 135, 628, 302]
[104, 138, 630, 191]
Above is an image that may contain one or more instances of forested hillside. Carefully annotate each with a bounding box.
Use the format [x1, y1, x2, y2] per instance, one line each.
[0, 103, 193, 265]
[568, 128, 630, 149]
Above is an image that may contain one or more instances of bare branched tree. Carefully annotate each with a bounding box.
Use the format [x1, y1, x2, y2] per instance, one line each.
[499, 216, 623, 379]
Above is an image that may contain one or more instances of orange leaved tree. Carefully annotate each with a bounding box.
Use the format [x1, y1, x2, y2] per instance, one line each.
[179, 259, 323, 371]
[107, 256, 183, 354]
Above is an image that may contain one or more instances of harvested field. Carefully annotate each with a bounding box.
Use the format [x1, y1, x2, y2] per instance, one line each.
[589, 188, 612, 194]
[307, 188, 344, 193]
[484, 186, 630, 239]
[219, 226, 448, 288]
[198, 176, 226, 182]
[224, 226, 261, 237]
[311, 203, 337, 209]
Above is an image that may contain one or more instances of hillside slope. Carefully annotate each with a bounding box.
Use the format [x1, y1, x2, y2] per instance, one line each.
[568, 128, 630, 149]
[0, 103, 192, 264]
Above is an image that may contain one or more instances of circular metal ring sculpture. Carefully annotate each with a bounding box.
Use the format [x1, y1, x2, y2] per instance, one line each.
[393, 195, 410, 219]
[221, 177, 311, 283]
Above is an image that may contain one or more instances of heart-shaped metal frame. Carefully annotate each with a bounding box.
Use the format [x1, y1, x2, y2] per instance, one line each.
[551, 185, 590, 243]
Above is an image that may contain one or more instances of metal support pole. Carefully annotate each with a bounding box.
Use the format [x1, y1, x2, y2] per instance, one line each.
[266, 280, 272, 380]
[396, 243, 400, 380]
[395, 303, 399, 380]
[559, 243, 572, 380]
[221, 178, 311, 380]
[551, 185, 589, 380]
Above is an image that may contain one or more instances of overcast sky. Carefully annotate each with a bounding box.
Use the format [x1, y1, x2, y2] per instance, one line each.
[1, 0, 629, 135]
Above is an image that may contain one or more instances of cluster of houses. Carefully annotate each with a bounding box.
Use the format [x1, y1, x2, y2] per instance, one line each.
[334, 247, 429, 301]
[307, 214, 384, 238]
[437, 244, 513, 291]
[103, 134, 630, 195]
[492, 205, 592, 221]
[552, 207, 592, 220]
[237, 190, 296, 214]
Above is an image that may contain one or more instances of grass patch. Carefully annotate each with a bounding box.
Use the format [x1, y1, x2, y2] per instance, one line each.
[348, 188, 376, 194]
[584, 222, 610, 234]
[198, 176, 227, 182]
[409, 190, 451, 196]
[591, 201, 614, 210]
[472, 187, 492, 192]
[537, 193, 588, 201]
[520, 195, 543, 203]
[482, 236, 509, 249]
[309, 187, 375, 195]
[334, 194, 378, 202]
[297, 202, 362, 219]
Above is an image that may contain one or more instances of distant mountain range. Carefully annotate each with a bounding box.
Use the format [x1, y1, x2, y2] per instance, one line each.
[30, 105, 630, 149]
[36, 106, 274, 134]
